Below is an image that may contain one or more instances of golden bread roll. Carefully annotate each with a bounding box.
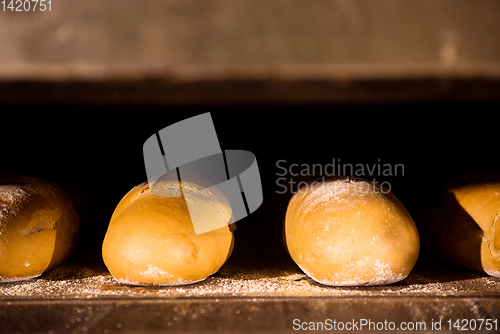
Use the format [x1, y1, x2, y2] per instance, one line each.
[0, 175, 80, 282]
[102, 178, 234, 286]
[422, 173, 500, 277]
[285, 176, 420, 286]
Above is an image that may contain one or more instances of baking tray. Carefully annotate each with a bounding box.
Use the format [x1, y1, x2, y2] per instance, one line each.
[1, 248, 500, 334]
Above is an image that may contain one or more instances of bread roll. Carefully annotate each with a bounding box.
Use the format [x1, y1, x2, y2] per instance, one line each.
[422, 173, 500, 277]
[285, 176, 419, 286]
[0, 175, 80, 282]
[102, 178, 235, 286]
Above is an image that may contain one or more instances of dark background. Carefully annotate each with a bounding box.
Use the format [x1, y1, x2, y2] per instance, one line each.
[1, 105, 498, 267]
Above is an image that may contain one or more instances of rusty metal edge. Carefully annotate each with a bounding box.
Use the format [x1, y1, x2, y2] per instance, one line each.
[1, 63, 500, 105]
[1, 296, 499, 334]
[1, 63, 500, 81]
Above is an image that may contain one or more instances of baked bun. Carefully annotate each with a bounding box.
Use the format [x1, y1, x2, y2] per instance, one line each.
[422, 173, 500, 277]
[102, 178, 235, 286]
[0, 175, 80, 282]
[285, 176, 419, 286]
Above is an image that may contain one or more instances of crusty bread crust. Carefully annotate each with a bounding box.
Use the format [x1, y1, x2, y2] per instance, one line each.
[423, 173, 500, 277]
[0, 175, 79, 281]
[285, 176, 419, 286]
[102, 179, 234, 286]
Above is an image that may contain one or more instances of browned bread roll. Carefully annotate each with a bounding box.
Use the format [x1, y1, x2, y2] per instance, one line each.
[0, 175, 80, 282]
[422, 173, 500, 277]
[285, 176, 420, 286]
[102, 178, 234, 286]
